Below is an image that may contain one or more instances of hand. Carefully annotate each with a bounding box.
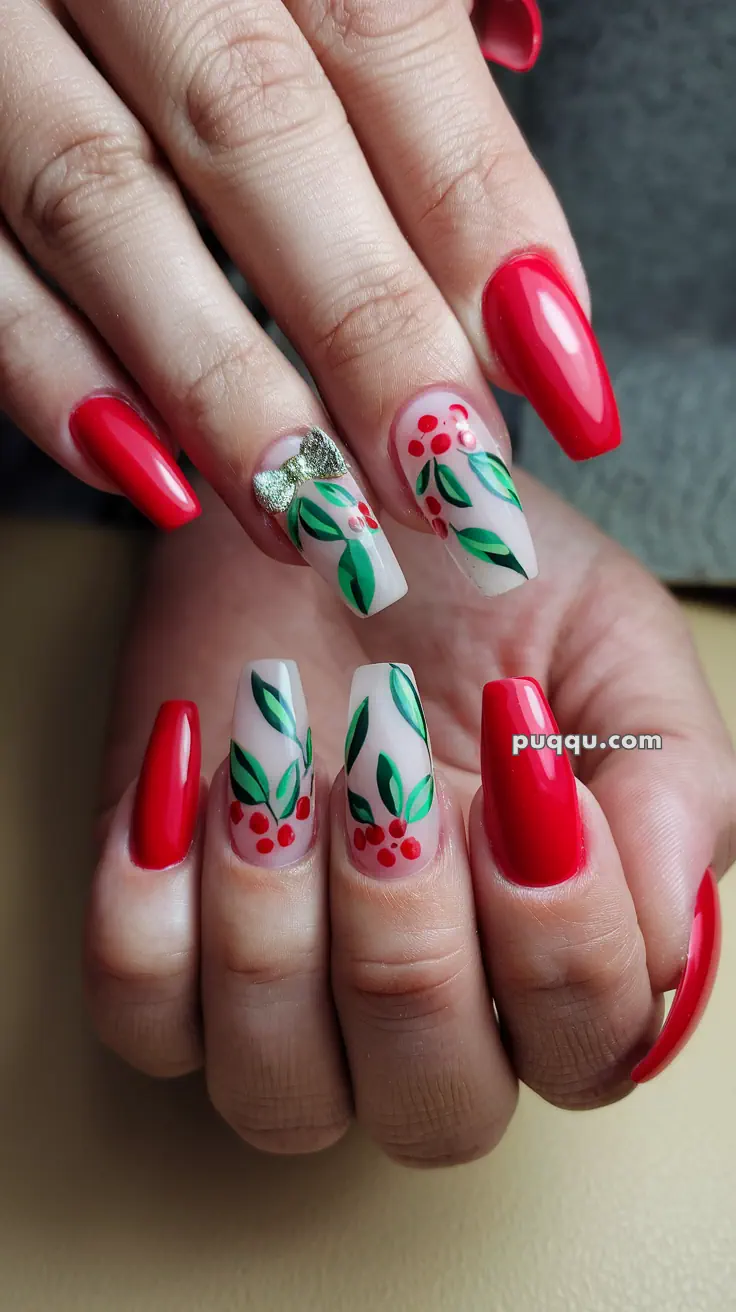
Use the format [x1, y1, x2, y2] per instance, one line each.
[1, 0, 617, 616]
[84, 477, 735, 1164]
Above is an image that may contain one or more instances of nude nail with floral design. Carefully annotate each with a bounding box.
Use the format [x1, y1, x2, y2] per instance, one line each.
[345, 663, 439, 877]
[229, 660, 315, 867]
[392, 391, 537, 596]
[253, 428, 407, 618]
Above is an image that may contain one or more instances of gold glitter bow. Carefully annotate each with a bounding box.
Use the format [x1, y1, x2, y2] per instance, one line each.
[253, 428, 348, 514]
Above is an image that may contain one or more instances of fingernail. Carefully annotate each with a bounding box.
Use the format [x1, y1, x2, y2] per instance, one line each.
[482, 254, 621, 461]
[472, 0, 543, 72]
[392, 390, 537, 595]
[69, 395, 201, 529]
[345, 663, 439, 877]
[131, 701, 201, 869]
[481, 677, 584, 886]
[632, 869, 721, 1084]
[229, 660, 315, 868]
[253, 428, 407, 618]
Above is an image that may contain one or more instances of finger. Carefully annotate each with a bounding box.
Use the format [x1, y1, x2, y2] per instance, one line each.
[202, 661, 350, 1154]
[0, 1, 406, 612]
[0, 221, 199, 526]
[331, 663, 516, 1167]
[62, 0, 538, 599]
[471, 0, 543, 71]
[288, 0, 618, 461]
[84, 701, 203, 1076]
[469, 678, 659, 1108]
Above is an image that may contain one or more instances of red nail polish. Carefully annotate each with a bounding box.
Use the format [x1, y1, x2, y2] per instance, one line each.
[473, 0, 543, 72]
[131, 701, 201, 870]
[69, 395, 201, 530]
[632, 869, 721, 1084]
[481, 677, 584, 886]
[482, 254, 622, 461]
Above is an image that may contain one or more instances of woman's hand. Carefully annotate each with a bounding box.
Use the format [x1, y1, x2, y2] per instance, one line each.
[1, 0, 618, 615]
[83, 477, 735, 1164]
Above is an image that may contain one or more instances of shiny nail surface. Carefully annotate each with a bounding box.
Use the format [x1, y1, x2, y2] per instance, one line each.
[345, 663, 439, 877]
[229, 660, 315, 868]
[392, 390, 537, 595]
[131, 701, 201, 870]
[482, 254, 622, 461]
[69, 395, 201, 529]
[473, 0, 543, 72]
[481, 677, 584, 886]
[632, 869, 721, 1084]
[253, 429, 407, 618]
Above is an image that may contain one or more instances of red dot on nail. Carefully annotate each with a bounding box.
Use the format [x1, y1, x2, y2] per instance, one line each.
[354, 828, 366, 851]
[296, 796, 311, 820]
[459, 430, 477, 449]
[250, 812, 269, 834]
[366, 825, 385, 846]
[449, 404, 469, 420]
[377, 848, 397, 868]
[358, 501, 371, 516]
[365, 518, 378, 530]
[426, 495, 442, 516]
[400, 838, 422, 860]
[389, 819, 407, 838]
[432, 518, 448, 539]
[278, 824, 295, 847]
[408, 439, 425, 457]
[418, 415, 438, 433]
[256, 838, 274, 854]
[230, 800, 243, 825]
[431, 434, 451, 454]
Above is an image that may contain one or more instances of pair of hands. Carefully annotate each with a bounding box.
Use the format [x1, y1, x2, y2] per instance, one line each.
[86, 476, 734, 1164]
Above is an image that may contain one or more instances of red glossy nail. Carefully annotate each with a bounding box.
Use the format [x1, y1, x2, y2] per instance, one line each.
[482, 254, 622, 461]
[69, 395, 200, 530]
[632, 869, 721, 1084]
[131, 701, 201, 870]
[472, 0, 542, 72]
[481, 677, 584, 887]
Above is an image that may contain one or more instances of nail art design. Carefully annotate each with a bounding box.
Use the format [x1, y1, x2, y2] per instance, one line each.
[253, 429, 407, 617]
[481, 677, 584, 886]
[632, 869, 721, 1084]
[392, 391, 537, 595]
[229, 660, 315, 867]
[472, 0, 543, 72]
[345, 663, 439, 876]
[131, 701, 201, 870]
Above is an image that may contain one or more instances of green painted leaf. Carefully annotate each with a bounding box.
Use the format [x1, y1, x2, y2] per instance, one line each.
[276, 759, 301, 819]
[415, 460, 431, 497]
[345, 696, 369, 774]
[433, 460, 472, 508]
[251, 670, 299, 741]
[389, 664, 428, 744]
[286, 496, 302, 552]
[347, 788, 375, 826]
[314, 480, 357, 508]
[450, 526, 528, 577]
[305, 726, 313, 769]
[405, 774, 434, 824]
[298, 498, 345, 541]
[466, 451, 522, 510]
[230, 741, 270, 806]
[376, 752, 403, 817]
[337, 540, 376, 616]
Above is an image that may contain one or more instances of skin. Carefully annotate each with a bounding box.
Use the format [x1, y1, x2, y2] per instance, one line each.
[85, 475, 736, 1165]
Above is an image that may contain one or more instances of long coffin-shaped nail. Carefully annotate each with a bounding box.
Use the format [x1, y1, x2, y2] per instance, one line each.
[632, 869, 721, 1084]
[229, 660, 315, 868]
[69, 395, 201, 529]
[481, 677, 584, 886]
[482, 254, 622, 461]
[131, 701, 201, 869]
[345, 663, 439, 877]
[472, 0, 543, 72]
[253, 429, 407, 618]
[392, 390, 537, 596]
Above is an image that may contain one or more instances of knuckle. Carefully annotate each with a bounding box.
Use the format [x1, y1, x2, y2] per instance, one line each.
[306, 0, 449, 51]
[312, 271, 441, 373]
[416, 134, 528, 239]
[341, 943, 471, 1029]
[172, 333, 268, 473]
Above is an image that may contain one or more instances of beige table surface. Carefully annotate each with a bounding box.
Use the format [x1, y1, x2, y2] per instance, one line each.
[1, 520, 735, 1312]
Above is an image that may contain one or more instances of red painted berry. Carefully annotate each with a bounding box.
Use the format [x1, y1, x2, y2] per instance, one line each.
[408, 439, 425, 457]
[296, 796, 311, 821]
[432, 518, 448, 539]
[256, 837, 274, 854]
[348, 514, 366, 533]
[230, 800, 243, 825]
[449, 403, 469, 420]
[354, 828, 367, 851]
[400, 837, 422, 860]
[418, 414, 438, 433]
[431, 433, 451, 454]
[389, 818, 407, 839]
[250, 812, 269, 834]
[425, 495, 442, 516]
[377, 848, 397, 868]
[366, 825, 385, 846]
[278, 825, 295, 847]
[365, 517, 379, 530]
[458, 429, 477, 449]
[358, 501, 371, 516]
